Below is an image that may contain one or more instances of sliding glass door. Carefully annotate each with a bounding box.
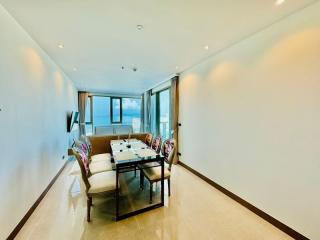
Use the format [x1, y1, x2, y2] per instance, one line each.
[150, 94, 157, 135]
[150, 88, 171, 140]
[159, 89, 170, 139]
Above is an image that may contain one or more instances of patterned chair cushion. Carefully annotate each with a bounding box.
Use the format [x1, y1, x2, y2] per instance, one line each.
[76, 148, 90, 174]
[161, 139, 175, 162]
[80, 135, 92, 156]
[151, 136, 162, 153]
[74, 140, 89, 156]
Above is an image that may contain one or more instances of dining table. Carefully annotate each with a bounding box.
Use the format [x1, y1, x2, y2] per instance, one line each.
[110, 138, 165, 221]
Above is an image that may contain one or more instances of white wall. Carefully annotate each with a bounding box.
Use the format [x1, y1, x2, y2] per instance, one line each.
[179, 2, 320, 239]
[0, 5, 78, 239]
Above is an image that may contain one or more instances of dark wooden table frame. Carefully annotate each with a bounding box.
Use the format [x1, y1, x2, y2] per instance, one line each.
[115, 155, 165, 221]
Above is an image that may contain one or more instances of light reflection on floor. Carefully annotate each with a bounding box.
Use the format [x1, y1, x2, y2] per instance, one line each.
[15, 161, 292, 240]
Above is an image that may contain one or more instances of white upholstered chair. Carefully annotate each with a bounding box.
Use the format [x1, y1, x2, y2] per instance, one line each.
[73, 148, 118, 222]
[140, 139, 176, 203]
[74, 137, 113, 174]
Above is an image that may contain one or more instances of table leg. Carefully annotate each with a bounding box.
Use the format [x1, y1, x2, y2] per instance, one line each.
[116, 166, 119, 220]
[161, 159, 164, 206]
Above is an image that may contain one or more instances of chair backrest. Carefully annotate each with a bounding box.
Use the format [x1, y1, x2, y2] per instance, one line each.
[80, 135, 92, 157]
[74, 137, 91, 158]
[145, 133, 153, 146]
[161, 139, 176, 171]
[151, 135, 162, 153]
[95, 126, 114, 135]
[72, 148, 91, 192]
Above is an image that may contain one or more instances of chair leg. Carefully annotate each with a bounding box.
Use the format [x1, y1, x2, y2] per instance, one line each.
[168, 179, 171, 196]
[134, 167, 137, 177]
[140, 170, 144, 190]
[149, 182, 153, 204]
[87, 197, 92, 222]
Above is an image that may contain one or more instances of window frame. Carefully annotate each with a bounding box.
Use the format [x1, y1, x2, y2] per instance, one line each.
[87, 94, 142, 134]
[110, 97, 122, 124]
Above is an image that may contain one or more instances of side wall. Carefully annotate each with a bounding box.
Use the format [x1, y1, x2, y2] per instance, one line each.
[0, 5, 78, 239]
[179, 2, 320, 239]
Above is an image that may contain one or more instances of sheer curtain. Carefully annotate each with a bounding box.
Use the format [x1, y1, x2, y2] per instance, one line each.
[170, 76, 179, 164]
[78, 91, 89, 136]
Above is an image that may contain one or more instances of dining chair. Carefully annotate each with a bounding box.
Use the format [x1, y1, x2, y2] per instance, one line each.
[145, 133, 153, 147]
[140, 139, 176, 203]
[79, 135, 113, 164]
[73, 148, 118, 222]
[74, 138, 113, 174]
[151, 135, 162, 153]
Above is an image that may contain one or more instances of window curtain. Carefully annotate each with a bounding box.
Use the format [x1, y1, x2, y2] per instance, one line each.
[140, 93, 145, 132]
[144, 90, 152, 132]
[170, 76, 179, 164]
[78, 91, 89, 136]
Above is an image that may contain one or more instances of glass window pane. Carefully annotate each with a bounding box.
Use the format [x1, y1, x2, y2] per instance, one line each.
[85, 97, 91, 123]
[85, 124, 93, 136]
[112, 98, 121, 123]
[93, 96, 111, 128]
[150, 94, 157, 135]
[122, 98, 141, 133]
[159, 89, 170, 139]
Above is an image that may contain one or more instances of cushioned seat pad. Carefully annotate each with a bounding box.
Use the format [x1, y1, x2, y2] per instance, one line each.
[89, 160, 113, 174]
[88, 171, 117, 194]
[91, 153, 111, 163]
[143, 166, 170, 181]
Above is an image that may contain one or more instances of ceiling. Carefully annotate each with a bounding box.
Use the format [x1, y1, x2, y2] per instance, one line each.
[0, 0, 317, 94]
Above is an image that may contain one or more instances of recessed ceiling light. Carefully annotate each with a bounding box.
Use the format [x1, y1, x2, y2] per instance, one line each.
[58, 44, 64, 49]
[73, 67, 77, 71]
[137, 25, 144, 30]
[204, 45, 209, 50]
[175, 66, 179, 70]
[275, 0, 285, 6]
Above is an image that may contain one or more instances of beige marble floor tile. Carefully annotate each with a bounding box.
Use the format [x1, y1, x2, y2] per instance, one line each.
[15, 161, 293, 240]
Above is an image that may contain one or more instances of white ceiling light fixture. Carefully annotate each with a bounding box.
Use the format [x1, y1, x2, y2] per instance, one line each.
[275, 0, 285, 6]
[73, 67, 77, 71]
[136, 25, 144, 30]
[204, 45, 209, 50]
[58, 43, 64, 49]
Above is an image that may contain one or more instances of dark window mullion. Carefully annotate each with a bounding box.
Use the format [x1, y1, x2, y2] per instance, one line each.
[111, 97, 122, 124]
